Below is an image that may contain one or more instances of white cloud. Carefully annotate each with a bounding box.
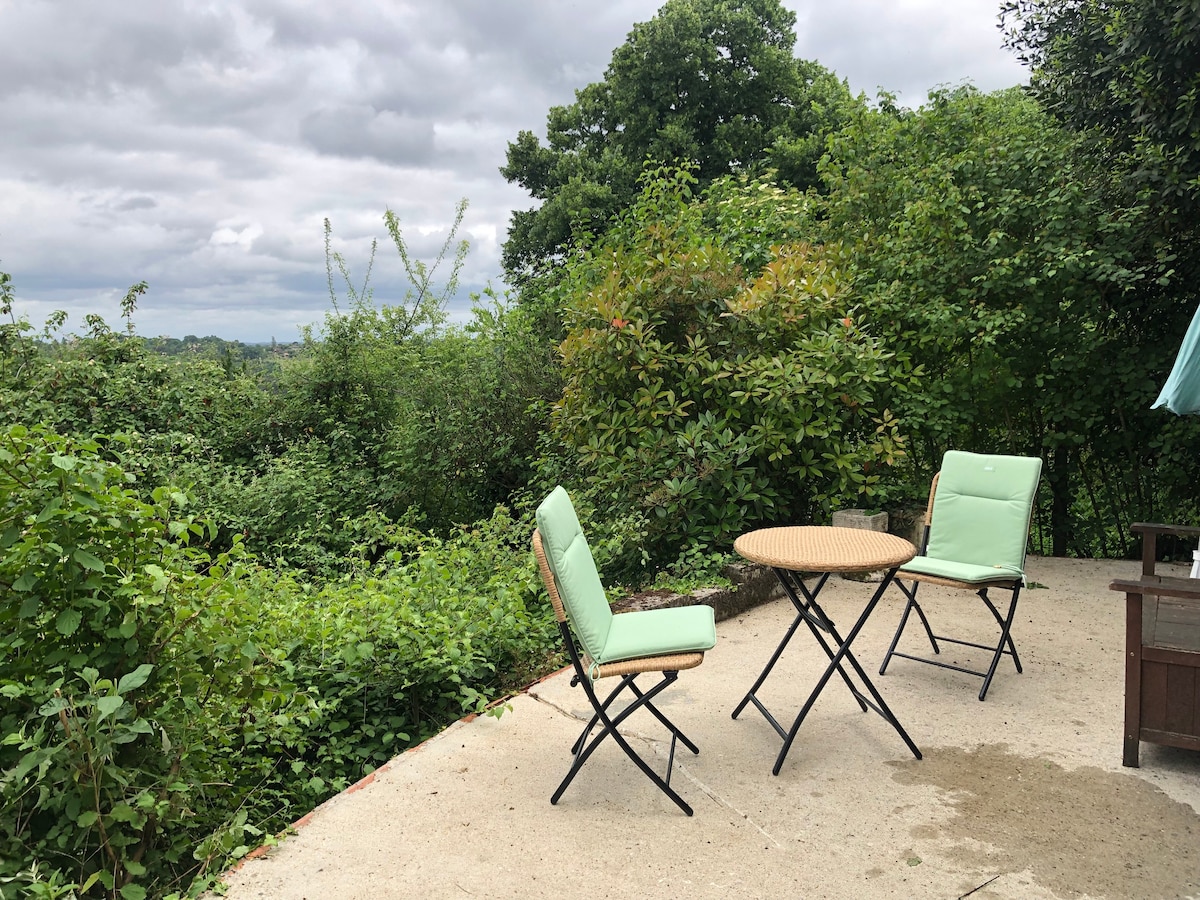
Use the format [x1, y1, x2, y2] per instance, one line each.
[209, 223, 264, 248]
[0, 0, 1028, 342]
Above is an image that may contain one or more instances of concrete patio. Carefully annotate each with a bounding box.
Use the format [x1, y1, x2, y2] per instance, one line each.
[217, 556, 1199, 899]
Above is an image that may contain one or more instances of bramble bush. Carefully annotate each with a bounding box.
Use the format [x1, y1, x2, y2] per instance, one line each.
[0, 425, 558, 898]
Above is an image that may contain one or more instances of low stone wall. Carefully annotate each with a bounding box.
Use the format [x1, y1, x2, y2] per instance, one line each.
[611, 561, 782, 622]
[609, 509, 929, 618]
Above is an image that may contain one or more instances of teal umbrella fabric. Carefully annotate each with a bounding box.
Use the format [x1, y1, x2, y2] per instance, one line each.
[1153, 304, 1200, 415]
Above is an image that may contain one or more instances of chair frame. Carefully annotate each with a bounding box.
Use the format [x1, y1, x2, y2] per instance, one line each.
[533, 529, 705, 815]
[878, 472, 1028, 701]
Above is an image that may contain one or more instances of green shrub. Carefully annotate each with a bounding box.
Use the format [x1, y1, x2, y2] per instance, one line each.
[0, 427, 558, 897]
[254, 506, 559, 787]
[552, 167, 915, 564]
[0, 424, 304, 898]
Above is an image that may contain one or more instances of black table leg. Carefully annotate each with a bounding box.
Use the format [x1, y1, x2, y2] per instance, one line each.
[773, 567, 922, 773]
[734, 565, 922, 773]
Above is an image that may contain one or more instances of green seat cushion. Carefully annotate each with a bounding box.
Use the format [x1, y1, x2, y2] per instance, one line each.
[901, 556, 1022, 584]
[924, 451, 1042, 575]
[536, 487, 612, 660]
[599, 605, 717, 664]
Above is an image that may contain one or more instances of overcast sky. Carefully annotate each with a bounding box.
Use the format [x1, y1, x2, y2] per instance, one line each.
[0, 0, 1028, 343]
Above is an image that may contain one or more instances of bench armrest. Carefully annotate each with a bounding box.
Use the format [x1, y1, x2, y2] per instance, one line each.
[1110, 575, 1200, 601]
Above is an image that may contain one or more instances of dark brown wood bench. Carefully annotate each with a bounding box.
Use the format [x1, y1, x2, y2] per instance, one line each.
[1109, 522, 1200, 767]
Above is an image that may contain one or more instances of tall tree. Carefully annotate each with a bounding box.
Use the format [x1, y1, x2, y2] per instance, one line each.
[1002, 0, 1200, 214]
[999, 0, 1200, 552]
[816, 86, 1195, 555]
[499, 0, 859, 287]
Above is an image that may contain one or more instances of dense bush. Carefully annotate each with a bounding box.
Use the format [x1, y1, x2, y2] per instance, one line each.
[815, 86, 1200, 555]
[225, 292, 559, 573]
[0, 311, 268, 475]
[0, 424, 287, 898]
[0, 425, 557, 898]
[551, 167, 914, 567]
[252, 507, 559, 780]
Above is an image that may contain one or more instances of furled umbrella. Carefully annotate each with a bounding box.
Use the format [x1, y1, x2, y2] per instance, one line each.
[1152, 303, 1200, 574]
[1153, 303, 1200, 414]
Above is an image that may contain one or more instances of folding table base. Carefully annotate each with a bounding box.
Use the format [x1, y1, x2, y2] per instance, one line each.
[733, 567, 922, 774]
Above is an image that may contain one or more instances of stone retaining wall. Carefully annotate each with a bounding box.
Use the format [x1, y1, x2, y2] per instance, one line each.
[611, 562, 782, 622]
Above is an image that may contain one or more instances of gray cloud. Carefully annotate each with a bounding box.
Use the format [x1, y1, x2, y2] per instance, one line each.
[0, 0, 1027, 342]
[299, 106, 436, 165]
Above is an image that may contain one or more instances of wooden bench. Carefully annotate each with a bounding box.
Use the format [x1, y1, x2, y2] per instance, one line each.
[1109, 522, 1200, 767]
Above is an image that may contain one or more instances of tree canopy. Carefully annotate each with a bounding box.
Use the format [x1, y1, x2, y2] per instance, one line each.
[816, 85, 1197, 555]
[1002, 0, 1200, 212]
[499, 0, 859, 286]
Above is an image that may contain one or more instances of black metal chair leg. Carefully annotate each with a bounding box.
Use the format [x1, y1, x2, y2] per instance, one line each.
[552, 671, 695, 815]
[570, 674, 635, 755]
[977, 586, 1023, 701]
[978, 587, 1023, 673]
[628, 679, 701, 754]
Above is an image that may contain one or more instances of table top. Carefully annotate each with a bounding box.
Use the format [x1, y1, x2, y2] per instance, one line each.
[734, 526, 916, 574]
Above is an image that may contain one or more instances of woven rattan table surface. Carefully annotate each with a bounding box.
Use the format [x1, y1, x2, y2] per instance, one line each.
[734, 526, 916, 573]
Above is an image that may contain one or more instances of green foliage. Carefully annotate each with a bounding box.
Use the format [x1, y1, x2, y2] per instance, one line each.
[1002, 0, 1200, 211]
[0, 425, 558, 897]
[0, 311, 268, 479]
[379, 291, 561, 529]
[290, 202, 469, 450]
[816, 85, 1200, 554]
[552, 166, 913, 565]
[254, 506, 558, 772]
[999, 2, 1200, 512]
[324, 200, 468, 335]
[142, 335, 299, 371]
[231, 293, 558, 574]
[500, 0, 861, 286]
[0, 424, 286, 898]
[217, 208, 559, 572]
[646, 544, 738, 595]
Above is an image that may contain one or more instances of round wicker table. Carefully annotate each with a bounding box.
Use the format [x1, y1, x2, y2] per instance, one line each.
[732, 526, 922, 774]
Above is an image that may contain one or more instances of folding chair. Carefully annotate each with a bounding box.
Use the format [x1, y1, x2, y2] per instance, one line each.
[878, 451, 1042, 700]
[533, 486, 717, 815]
